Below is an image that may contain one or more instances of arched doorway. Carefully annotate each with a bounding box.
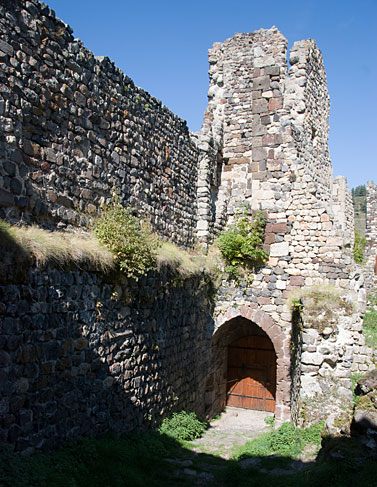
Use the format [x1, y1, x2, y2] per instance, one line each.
[206, 306, 291, 423]
[227, 334, 276, 412]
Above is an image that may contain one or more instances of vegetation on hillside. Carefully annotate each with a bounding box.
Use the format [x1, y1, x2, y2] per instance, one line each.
[353, 229, 366, 264]
[363, 291, 377, 349]
[352, 184, 367, 236]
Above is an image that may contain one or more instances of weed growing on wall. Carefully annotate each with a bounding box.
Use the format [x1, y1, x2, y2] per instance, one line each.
[158, 411, 207, 441]
[287, 284, 354, 319]
[217, 207, 268, 280]
[93, 198, 160, 279]
[353, 229, 366, 264]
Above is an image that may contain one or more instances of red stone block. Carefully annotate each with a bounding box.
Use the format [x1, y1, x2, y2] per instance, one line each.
[268, 97, 283, 110]
[289, 276, 305, 286]
[262, 133, 283, 147]
[265, 233, 275, 244]
[271, 222, 288, 233]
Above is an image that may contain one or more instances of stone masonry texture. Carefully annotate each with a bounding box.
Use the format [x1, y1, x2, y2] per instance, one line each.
[0, 0, 198, 247]
[0, 261, 214, 453]
[0, 0, 373, 453]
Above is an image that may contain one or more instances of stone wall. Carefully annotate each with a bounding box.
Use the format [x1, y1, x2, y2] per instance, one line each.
[365, 181, 377, 290]
[295, 288, 374, 427]
[0, 258, 214, 453]
[332, 176, 354, 249]
[0, 0, 198, 246]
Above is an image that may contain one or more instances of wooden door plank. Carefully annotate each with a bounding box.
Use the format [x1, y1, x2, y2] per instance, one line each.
[226, 335, 276, 412]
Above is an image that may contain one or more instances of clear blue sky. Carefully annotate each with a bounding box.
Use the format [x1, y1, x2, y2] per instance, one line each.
[47, 0, 376, 190]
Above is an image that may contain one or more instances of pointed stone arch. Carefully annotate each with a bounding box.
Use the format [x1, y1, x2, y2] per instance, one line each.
[213, 305, 291, 423]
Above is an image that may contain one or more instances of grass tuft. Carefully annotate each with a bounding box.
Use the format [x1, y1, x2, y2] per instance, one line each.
[287, 284, 354, 314]
[156, 241, 206, 277]
[0, 220, 114, 272]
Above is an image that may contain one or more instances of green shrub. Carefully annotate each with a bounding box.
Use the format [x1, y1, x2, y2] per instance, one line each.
[300, 421, 324, 445]
[353, 229, 366, 264]
[158, 411, 206, 441]
[93, 198, 159, 279]
[217, 207, 268, 279]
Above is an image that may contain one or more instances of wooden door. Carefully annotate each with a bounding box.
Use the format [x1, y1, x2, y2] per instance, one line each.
[226, 335, 276, 412]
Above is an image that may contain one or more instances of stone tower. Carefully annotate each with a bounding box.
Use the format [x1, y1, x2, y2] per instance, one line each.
[198, 27, 367, 423]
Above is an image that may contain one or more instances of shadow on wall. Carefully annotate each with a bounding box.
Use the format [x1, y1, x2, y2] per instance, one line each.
[0, 256, 215, 453]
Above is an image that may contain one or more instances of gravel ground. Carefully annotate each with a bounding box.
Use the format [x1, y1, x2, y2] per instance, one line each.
[189, 407, 273, 459]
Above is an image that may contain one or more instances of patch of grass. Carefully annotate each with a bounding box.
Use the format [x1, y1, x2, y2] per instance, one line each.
[233, 421, 323, 460]
[0, 220, 114, 272]
[156, 241, 205, 277]
[287, 284, 355, 322]
[300, 422, 323, 445]
[264, 415, 275, 427]
[0, 217, 221, 284]
[158, 411, 207, 442]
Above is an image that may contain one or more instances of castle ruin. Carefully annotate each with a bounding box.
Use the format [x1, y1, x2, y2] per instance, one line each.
[0, 0, 374, 453]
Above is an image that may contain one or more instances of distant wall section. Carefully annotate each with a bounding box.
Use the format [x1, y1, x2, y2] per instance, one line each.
[365, 181, 377, 290]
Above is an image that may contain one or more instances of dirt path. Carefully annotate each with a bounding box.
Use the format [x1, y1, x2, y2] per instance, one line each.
[167, 407, 318, 484]
[189, 407, 273, 459]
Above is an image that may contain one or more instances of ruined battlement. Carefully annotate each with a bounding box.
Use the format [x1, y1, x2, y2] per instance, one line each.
[197, 26, 353, 282]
